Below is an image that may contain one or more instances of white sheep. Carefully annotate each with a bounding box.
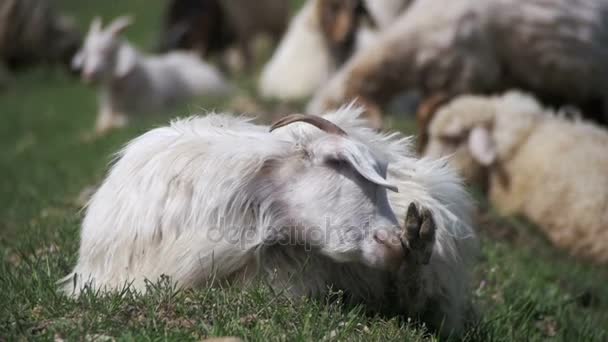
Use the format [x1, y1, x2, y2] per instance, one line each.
[258, 0, 411, 101]
[60, 106, 478, 336]
[72, 16, 233, 134]
[423, 91, 608, 264]
[307, 0, 608, 127]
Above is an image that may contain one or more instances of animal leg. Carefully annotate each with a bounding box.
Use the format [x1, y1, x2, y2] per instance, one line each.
[239, 40, 254, 71]
[95, 108, 128, 135]
[393, 203, 437, 322]
[401, 202, 436, 266]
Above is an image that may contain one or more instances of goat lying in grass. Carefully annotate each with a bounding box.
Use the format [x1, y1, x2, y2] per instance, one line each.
[72, 16, 233, 134]
[61, 107, 478, 336]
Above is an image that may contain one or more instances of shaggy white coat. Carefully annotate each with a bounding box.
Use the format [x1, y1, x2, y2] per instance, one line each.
[61, 106, 478, 334]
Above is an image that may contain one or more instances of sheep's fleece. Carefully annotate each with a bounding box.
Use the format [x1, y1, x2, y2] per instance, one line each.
[61, 107, 478, 333]
[425, 91, 608, 263]
[308, 0, 608, 124]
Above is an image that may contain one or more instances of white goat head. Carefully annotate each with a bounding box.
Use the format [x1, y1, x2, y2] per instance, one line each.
[266, 114, 414, 271]
[72, 16, 135, 84]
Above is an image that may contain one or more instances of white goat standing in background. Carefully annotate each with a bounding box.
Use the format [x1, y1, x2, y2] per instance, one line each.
[72, 16, 233, 134]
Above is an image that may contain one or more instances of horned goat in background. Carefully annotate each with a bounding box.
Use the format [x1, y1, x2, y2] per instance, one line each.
[423, 91, 608, 264]
[72, 16, 232, 134]
[60, 106, 478, 336]
[308, 0, 608, 128]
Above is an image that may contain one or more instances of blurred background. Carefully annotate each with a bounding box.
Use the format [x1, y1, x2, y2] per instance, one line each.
[1, 0, 607, 340]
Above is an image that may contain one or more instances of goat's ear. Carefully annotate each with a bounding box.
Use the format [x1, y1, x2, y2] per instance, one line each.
[71, 50, 84, 71]
[115, 46, 137, 78]
[90, 16, 102, 33]
[312, 136, 398, 192]
[356, 0, 377, 29]
[468, 126, 496, 166]
[108, 16, 133, 36]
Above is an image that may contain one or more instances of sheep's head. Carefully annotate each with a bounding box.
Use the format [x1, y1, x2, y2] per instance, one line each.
[316, 0, 376, 65]
[267, 114, 411, 271]
[422, 96, 498, 184]
[72, 16, 134, 84]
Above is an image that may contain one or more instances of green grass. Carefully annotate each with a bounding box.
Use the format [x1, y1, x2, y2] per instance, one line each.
[1, 1, 607, 341]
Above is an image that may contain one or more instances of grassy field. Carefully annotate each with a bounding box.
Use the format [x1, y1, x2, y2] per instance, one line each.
[1, 1, 608, 340]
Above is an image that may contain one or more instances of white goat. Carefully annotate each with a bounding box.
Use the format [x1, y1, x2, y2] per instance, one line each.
[423, 91, 608, 264]
[308, 0, 608, 127]
[258, 0, 411, 101]
[72, 16, 233, 134]
[60, 106, 478, 335]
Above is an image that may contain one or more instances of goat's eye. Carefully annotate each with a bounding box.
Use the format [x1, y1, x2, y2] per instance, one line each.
[439, 134, 465, 146]
[325, 158, 347, 169]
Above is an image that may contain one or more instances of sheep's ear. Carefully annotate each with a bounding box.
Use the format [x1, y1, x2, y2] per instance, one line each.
[108, 16, 133, 36]
[468, 126, 496, 166]
[90, 16, 102, 33]
[312, 136, 398, 192]
[115, 46, 137, 78]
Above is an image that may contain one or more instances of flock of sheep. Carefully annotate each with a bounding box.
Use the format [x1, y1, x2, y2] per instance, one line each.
[9, 0, 607, 337]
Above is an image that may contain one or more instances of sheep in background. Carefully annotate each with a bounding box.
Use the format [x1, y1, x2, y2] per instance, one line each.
[307, 0, 608, 128]
[423, 91, 608, 264]
[60, 107, 478, 336]
[0, 0, 81, 72]
[73, 16, 232, 134]
[316, 0, 377, 66]
[258, 0, 411, 101]
[158, 0, 289, 71]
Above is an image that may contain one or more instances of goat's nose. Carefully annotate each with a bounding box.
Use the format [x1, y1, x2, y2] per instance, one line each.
[373, 230, 405, 259]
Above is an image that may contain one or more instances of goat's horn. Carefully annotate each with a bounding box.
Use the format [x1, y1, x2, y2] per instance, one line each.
[269, 114, 347, 136]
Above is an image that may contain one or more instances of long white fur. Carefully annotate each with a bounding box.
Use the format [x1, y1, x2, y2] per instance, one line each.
[61, 106, 477, 334]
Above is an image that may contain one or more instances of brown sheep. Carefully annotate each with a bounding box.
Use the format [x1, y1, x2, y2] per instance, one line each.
[307, 0, 608, 128]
